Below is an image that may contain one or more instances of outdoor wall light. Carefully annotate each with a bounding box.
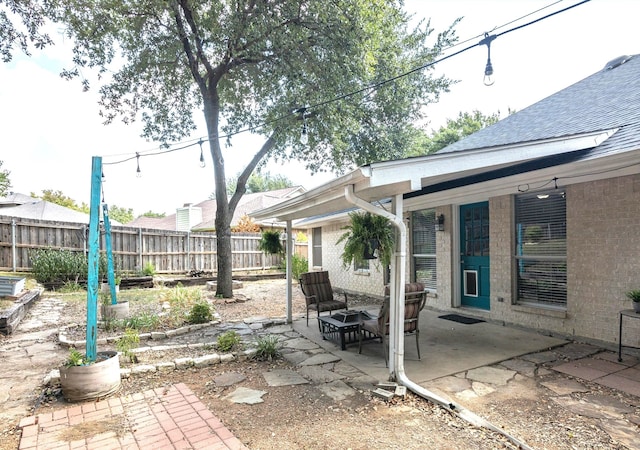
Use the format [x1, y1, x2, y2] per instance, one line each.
[480, 33, 496, 86]
[436, 214, 445, 232]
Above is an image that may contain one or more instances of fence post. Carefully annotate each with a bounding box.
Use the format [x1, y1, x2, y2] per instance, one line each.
[186, 231, 191, 272]
[138, 227, 143, 272]
[11, 218, 16, 272]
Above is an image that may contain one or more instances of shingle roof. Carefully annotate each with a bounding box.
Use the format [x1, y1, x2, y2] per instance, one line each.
[439, 54, 640, 154]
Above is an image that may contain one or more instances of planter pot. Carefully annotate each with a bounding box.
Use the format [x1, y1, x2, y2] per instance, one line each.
[100, 301, 129, 320]
[633, 302, 640, 313]
[0, 276, 26, 297]
[60, 351, 121, 402]
[363, 239, 379, 260]
[100, 283, 120, 294]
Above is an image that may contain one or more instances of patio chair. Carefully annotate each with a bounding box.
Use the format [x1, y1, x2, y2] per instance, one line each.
[298, 271, 348, 328]
[358, 282, 426, 366]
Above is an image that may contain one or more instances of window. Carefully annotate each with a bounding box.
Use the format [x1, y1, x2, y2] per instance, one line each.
[515, 190, 566, 307]
[354, 259, 370, 272]
[412, 209, 437, 290]
[312, 227, 322, 267]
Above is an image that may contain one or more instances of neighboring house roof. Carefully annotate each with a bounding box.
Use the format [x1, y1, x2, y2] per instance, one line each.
[0, 200, 92, 223]
[0, 192, 34, 206]
[250, 53, 640, 222]
[125, 186, 306, 231]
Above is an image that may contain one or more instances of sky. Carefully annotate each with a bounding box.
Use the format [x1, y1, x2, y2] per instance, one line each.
[0, 0, 637, 216]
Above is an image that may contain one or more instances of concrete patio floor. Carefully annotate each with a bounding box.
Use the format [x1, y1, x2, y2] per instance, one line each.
[295, 306, 568, 383]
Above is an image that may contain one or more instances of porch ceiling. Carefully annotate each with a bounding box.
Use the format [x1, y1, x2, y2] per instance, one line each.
[251, 129, 617, 222]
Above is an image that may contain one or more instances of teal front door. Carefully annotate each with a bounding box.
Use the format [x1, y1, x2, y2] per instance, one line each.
[460, 202, 490, 310]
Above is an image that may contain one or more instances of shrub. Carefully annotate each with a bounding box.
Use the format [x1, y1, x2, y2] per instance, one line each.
[253, 335, 281, 361]
[30, 248, 87, 284]
[66, 348, 87, 367]
[59, 281, 84, 293]
[188, 301, 213, 324]
[279, 253, 309, 281]
[161, 284, 203, 327]
[142, 262, 156, 276]
[216, 330, 243, 352]
[115, 328, 140, 363]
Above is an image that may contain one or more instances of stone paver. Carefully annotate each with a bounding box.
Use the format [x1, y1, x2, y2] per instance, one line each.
[224, 386, 267, 405]
[262, 369, 309, 387]
[465, 366, 516, 386]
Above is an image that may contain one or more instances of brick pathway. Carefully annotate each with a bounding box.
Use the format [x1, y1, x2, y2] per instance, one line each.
[17, 383, 247, 450]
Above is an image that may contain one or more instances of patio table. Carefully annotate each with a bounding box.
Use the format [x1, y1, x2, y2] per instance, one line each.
[318, 310, 376, 350]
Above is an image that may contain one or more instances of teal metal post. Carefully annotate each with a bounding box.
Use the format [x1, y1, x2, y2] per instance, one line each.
[86, 156, 102, 362]
[102, 203, 118, 304]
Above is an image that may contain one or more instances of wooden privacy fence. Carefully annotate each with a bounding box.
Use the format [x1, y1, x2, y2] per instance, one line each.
[0, 216, 308, 274]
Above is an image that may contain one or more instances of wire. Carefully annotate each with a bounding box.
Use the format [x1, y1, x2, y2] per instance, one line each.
[101, 0, 592, 166]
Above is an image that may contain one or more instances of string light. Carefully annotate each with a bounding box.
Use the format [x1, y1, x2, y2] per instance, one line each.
[299, 108, 309, 145]
[198, 140, 206, 168]
[135, 152, 142, 178]
[480, 33, 496, 86]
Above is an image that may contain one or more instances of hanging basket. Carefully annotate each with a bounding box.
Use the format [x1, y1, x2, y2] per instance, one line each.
[60, 351, 121, 402]
[363, 239, 379, 260]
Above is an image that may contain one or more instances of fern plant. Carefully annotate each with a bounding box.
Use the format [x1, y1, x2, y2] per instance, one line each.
[258, 230, 284, 255]
[336, 211, 394, 267]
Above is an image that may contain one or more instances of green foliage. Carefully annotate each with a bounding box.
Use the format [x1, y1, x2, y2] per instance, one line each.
[188, 301, 213, 324]
[115, 328, 140, 363]
[279, 253, 309, 281]
[66, 348, 87, 367]
[626, 290, 640, 302]
[31, 189, 81, 211]
[337, 212, 394, 268]
[120, 312, 160, 331]
[30, 248, 113, 285]
[406, 110, 502, 157]
[108, 205, 134, 224]
[258, 230, 284, 255]
[141, 210, 166, 218]
[161, 284, 203, 327]
[59, 281, 84, 293]
[30, 248, 87, 284]
[141, 262, 155, 276]
[0, 161, 11, 196]
[226, 171, 294, 196]
[216, 330, 243, 353]
[253, 335, 281, 361]
[0, 1, 51, 62]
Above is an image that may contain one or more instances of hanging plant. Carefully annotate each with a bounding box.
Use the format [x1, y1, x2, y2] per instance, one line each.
[337, 211, 394, 268]
[258, 229, 284, 255]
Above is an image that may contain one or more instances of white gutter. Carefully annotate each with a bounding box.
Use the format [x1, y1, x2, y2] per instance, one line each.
[344, 184, 533, 450]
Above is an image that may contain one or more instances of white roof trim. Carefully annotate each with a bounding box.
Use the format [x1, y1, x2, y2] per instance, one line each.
[250, 130, 616, 222]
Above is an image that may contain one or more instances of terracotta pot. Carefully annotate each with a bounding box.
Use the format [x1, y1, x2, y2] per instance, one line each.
[60, 351, 121, 402]
[100, 301, 129, 320]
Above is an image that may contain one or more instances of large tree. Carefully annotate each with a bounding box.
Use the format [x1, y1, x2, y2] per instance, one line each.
[407, 110, 502, 157]
[47, 0, 457, 297]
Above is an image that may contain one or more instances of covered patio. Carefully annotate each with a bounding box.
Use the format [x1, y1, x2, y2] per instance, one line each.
[293, 306, 567, 384]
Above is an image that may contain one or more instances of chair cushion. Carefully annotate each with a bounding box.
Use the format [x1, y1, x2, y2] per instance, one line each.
[308, 300, 347, 312]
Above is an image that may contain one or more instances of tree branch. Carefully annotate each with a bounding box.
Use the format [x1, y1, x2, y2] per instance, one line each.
[228, 131, 277, 214]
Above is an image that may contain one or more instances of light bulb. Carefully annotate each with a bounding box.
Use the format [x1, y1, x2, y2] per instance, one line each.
[300, 123, 309, 145]
[135, 153, 142, 178]
[199, 150, 206, 168]
[136, 167, 142, 178]
[483, 60, 494, 86]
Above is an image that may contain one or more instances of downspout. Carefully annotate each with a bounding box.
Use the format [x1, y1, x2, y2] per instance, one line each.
[344, 185, 532, 450]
